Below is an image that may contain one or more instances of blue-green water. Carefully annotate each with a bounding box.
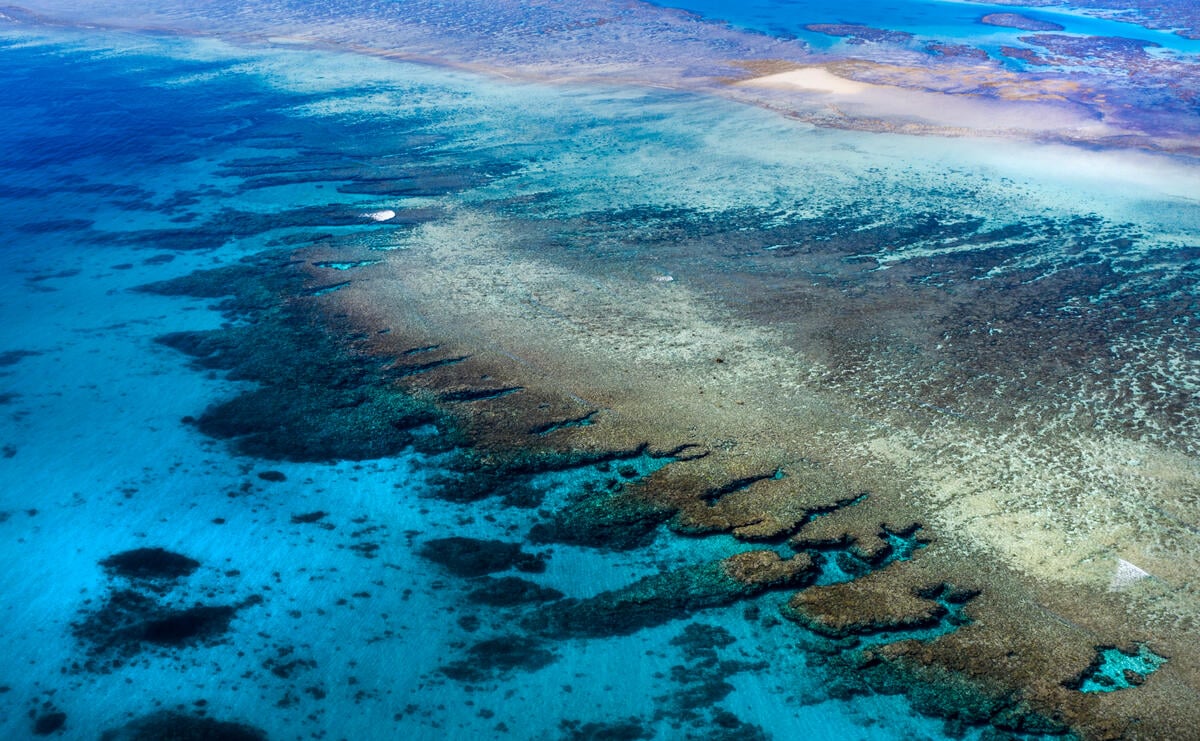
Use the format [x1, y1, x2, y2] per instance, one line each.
[652, 0, 1200, 55]
[1, 2, 1197, 738]
[0, 28, 1017, 740]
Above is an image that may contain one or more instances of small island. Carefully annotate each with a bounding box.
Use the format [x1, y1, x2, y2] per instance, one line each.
[981, 12, 1065, 31]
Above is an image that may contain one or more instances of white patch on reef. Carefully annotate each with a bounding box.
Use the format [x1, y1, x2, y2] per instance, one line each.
[1110, 558, 1151, 591]
[740, 68, 867, 95]
[363, 209, 396, 222]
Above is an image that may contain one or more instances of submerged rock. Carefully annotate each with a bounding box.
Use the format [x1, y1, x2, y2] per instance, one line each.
[525, 552, 814, 638]
[33, 711, 67, 736]
[559, 718, 653, 741]
[528, 488, 675, 551]
[466, 576, 564, 606]
[418, 537, 547, 578]
[142, 255, 452, 462]
[99, 547, 200, 582]
[73, 589, 241, 670]
[439, 635, 557, 682]
[980, 13, 1064, 32]
[100, 711, 266, 741]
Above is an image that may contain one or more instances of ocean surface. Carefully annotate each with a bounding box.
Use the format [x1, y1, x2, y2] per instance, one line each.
[1, 1, 1197, 740]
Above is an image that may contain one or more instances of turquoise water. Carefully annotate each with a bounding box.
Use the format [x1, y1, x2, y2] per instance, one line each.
[1076, 645, 1167, 693]
[652, 0, 1200, 55]
[0, 28, 1022, 740]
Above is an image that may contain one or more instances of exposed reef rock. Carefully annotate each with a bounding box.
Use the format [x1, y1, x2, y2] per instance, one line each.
[786, 574, 976, 639]
[143, 217, 1200, 740]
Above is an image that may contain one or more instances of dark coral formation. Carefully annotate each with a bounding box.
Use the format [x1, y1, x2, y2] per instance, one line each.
[466, 576, 564, 606]
[804, 23, 915, 45]
[0, 349, 41, 366]
[32, 711, 67, 736]
[99, 711, 266, 741]
[527, 482, 676, 551]
[524, 552, 814, 639]
[71, 589, 242, 671]
[141, 254, 450, 462]
[72, 549, 255, 673]
[99, 547, 200, 582]
[438, 635, 558, 682]
[657, 623, 769, 739]
[417, 537, 547, 578]
[559, 719, 653, 741]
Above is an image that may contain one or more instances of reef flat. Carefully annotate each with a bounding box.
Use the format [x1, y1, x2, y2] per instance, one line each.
[133, 110, 1200, 736]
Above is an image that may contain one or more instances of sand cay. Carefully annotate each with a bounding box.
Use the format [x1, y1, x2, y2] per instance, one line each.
[731, 62, 1111, 140]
